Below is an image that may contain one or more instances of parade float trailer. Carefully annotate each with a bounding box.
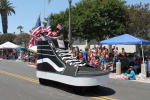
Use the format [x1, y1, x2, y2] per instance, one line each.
[36, 39, 109, 94]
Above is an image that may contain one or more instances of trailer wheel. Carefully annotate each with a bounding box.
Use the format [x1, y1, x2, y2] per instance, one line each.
[73, 86, 84, 94]
[39, 78, 48, 86]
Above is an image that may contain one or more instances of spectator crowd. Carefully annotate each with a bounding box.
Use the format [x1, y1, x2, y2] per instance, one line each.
[70, 45, 150, 80]
[0, 49, 37, 67]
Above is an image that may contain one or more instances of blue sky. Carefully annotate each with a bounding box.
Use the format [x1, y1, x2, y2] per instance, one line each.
[0, 0, 149, 34]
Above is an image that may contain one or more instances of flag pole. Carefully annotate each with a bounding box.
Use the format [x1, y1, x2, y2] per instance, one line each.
[141, 43, 144, 63]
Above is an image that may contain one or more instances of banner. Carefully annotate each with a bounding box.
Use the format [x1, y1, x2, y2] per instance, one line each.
[57, 39, 65, 48]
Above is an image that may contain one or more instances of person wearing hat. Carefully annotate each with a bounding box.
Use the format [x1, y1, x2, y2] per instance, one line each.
[29, 30, 63, 41]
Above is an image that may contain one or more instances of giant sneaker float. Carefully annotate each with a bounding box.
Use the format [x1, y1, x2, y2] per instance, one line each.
[36, 39, 109, 94]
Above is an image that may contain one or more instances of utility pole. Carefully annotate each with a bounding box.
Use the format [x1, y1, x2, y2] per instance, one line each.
[44, 0, 45, 18]
[68, 0, 72, 47]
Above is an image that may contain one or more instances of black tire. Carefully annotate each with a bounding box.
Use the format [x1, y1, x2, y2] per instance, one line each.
[73, 86, 84, 95]
[39, 78, 49, 86]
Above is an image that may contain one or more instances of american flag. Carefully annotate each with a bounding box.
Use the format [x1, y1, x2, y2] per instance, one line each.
[41, 27, 47, 32]
[46, 19, 53, 36]
[28, 16, 41, 47]
[52, 31, 57, 37]
[56, 24, 63, 30]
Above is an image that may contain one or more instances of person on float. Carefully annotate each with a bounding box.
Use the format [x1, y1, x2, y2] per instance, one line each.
[29, 29, 63, 41]
[47, 28, 60, 37]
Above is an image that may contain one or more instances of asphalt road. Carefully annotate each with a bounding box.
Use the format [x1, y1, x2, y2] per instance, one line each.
[0, 60, 149, 100]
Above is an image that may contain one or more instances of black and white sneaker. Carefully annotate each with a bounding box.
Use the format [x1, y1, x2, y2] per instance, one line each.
[36, 39, 109, 87]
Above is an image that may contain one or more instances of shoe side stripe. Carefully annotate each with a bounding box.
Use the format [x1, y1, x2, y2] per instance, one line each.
[37, 58, 64, 72]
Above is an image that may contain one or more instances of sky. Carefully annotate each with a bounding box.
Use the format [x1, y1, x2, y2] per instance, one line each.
[0, 0, 149, 34]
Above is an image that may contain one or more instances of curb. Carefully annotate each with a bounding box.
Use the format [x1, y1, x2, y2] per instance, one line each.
[109, 74, 150, 84]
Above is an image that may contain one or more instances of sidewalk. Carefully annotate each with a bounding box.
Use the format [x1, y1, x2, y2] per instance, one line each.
[109, 73, 150, 83]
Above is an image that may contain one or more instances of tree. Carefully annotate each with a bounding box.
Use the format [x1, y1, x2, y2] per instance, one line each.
[73, 0, 127, 41]
[126, 3, 150, 39]
[46, 0, 127, 42]
[13, 33, 30, 48]
[0, 33, 17, 44]
[0, 0, 15, 33]
[17, 25, 24, 33]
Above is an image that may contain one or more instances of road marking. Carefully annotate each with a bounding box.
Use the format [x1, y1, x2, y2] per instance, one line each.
[0, 70, 39, 83]
[92, 96, 117, 100]
[0, 70, 117, 100]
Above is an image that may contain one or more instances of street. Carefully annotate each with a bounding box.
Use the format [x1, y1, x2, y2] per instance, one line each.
[0, 60, 149, 100]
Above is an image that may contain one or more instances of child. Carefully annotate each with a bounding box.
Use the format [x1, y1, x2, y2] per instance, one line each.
[93, 56, 100, 68]
[125, 66, 135, 80]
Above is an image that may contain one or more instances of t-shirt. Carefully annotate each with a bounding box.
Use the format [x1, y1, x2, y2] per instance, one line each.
[82, 50, 88, 61]
[129, 70, 135, 80]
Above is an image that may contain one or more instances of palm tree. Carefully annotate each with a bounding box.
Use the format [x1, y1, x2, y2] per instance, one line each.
[17, 25, 24, 33]
[0, 0, 15, 33]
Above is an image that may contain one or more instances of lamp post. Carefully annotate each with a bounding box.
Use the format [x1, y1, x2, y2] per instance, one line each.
[68, 0, 72, 47]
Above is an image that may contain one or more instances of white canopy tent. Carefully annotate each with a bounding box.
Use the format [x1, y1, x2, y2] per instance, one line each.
[0, 41, 20, 49]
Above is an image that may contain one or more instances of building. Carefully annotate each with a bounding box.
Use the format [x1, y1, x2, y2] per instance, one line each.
[72, 38, 136, 53]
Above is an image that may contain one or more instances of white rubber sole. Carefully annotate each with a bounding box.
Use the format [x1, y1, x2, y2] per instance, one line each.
[37, 71, 109, 86]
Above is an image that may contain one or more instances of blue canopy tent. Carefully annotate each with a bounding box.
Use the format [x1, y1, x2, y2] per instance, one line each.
[99, 34, 150, 63]
[99, 34, 150, 45]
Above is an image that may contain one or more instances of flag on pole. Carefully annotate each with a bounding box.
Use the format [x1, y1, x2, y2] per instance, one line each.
[46, 19, 53, 36]
[56, 24, 63, 30]
[28, 16, 41, 47]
